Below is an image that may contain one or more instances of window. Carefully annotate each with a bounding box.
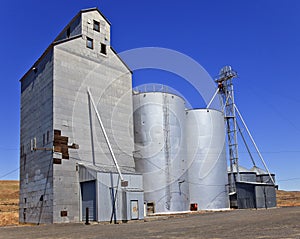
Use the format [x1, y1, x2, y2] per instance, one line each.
[43, 133, 46, 146]
[100, 43, 107, 55]
[86, 37, 93, 49]
[93, 20, 100, 32]
[67, 27, 70, 38]
[147, 202, 155, 214]
[47, 131, 50, 143]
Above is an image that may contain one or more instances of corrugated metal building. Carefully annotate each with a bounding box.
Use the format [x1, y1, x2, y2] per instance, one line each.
[228, 165, 277, 209]
[19, 7, 276, 224]
[19, 8, 143, 224]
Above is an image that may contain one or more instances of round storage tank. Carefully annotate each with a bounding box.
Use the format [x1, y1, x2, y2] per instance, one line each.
[186, 109, 229, 210]
[250, 166, 276, 184]
[133, 92, 189, 213]
[228, 165, 257, 183]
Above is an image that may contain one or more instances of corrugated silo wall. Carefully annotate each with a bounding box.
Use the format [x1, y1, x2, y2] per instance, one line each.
[255, 174, 277, 208]
[186, 109, 229, 210]
[133, 92, 189, 213]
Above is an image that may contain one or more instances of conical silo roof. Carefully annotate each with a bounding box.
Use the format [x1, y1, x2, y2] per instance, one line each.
[228, 164, 253, 173]
[250, 166, 274, 175]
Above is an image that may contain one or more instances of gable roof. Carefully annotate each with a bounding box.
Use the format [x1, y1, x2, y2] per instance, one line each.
[53, 7, 111, 43]
[20, 7, 112, 82]
[81, 7, 111, 25]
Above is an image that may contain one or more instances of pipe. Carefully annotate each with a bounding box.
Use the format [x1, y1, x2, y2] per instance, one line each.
[206, 87, 219, 109]
[87, 88, 124, 182]
[234, 104, 275, 185]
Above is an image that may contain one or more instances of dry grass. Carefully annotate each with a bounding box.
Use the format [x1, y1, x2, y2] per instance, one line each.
[276, 190, 300, 207]
[0, 180, 19, 226]
[0, 181, 299, 227]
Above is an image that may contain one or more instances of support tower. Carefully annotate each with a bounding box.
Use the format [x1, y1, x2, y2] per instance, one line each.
[216, 66, 239, 193]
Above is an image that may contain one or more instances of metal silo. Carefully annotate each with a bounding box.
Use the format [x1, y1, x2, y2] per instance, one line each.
[133, 92, 189, 213]
[186, 109, 229, 210]
[250, 166, 277, 208]
[228, 165, 257, 209]
[250, 166, 276, 184]
[228, 165, 257, 183]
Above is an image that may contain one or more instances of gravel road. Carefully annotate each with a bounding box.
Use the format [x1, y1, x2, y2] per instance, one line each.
[0, 207, 299, 239]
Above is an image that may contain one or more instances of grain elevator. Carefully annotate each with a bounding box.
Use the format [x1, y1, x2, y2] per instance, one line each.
[19, 7, 276, 225]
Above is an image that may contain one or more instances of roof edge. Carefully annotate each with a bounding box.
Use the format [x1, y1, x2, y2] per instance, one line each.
[19, 44, 54, 83]
[53, 34, 82, 46]
[80, 7, 111, 25]
[110, 47, 133, 74]
[19, 35, 83, 83]
[20, 7, 111, 82]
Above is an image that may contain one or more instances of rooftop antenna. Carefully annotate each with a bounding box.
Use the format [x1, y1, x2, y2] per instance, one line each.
[215, 66, 239, 193]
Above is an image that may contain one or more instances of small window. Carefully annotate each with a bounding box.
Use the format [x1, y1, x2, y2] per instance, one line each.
[23, 208, 27, 221]
[47, 131, 50, 143]
[43, 134, 46, 146]
[20, 145, 24, 156]
[93, 20, 100, 32]
[100, 43, 107, 55]
[86, 37, 93, 49]
[67, 27, 70, 38]
[61, 211, 68, 217]
[147, 202, 155, 214]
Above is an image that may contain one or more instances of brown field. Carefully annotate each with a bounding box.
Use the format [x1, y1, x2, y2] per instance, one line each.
[276, 189, 300, 207]
[0, 180, 19, 226]
[0, 180, 299, 227]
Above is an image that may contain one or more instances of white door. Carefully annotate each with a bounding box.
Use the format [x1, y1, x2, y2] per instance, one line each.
[131, 200, 139, 220]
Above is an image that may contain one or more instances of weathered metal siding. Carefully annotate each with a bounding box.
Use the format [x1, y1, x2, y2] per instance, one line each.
[255, 185, 277, 208]
[133, 92, 189, 213]
[51, 9, 135, 223]
[96, 172, 144, 222]
[54, 15, 82, 42]
[20, 8, 137, 224]
[251, 166, 277, 208]
[82, 11, 111, 46]
[19, 49, 54, 224]
[236, 182, 256, 209]
[228, 166, 277, 209]
[229, 165, 257, 183]
[186, 109, 229, 210]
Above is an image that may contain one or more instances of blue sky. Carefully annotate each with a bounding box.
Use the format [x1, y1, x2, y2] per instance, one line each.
[0, 0, 299, 190]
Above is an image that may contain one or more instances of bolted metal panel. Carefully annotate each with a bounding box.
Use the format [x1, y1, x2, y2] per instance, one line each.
[186, 109, 229, 210]
[255, 185, 277, 208]
[251, 166, 276, 184]
[96, 172, 144, 222]
[236, 182, 256, 209]
[228, 165, 257, 184]
[228, 166, 277, 209]
[251, 166, 277, 208]
[133, 92, 189, 213]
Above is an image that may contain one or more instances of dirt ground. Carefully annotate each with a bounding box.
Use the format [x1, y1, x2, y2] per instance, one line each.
[1, 180, 300, 228]
[0, 207, 299, 239]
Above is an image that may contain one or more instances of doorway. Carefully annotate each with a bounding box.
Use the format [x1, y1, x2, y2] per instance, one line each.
[81, 180, 96, 221]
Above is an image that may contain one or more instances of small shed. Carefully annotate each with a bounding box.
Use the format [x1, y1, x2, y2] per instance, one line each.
[79, 164, 144, 222]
